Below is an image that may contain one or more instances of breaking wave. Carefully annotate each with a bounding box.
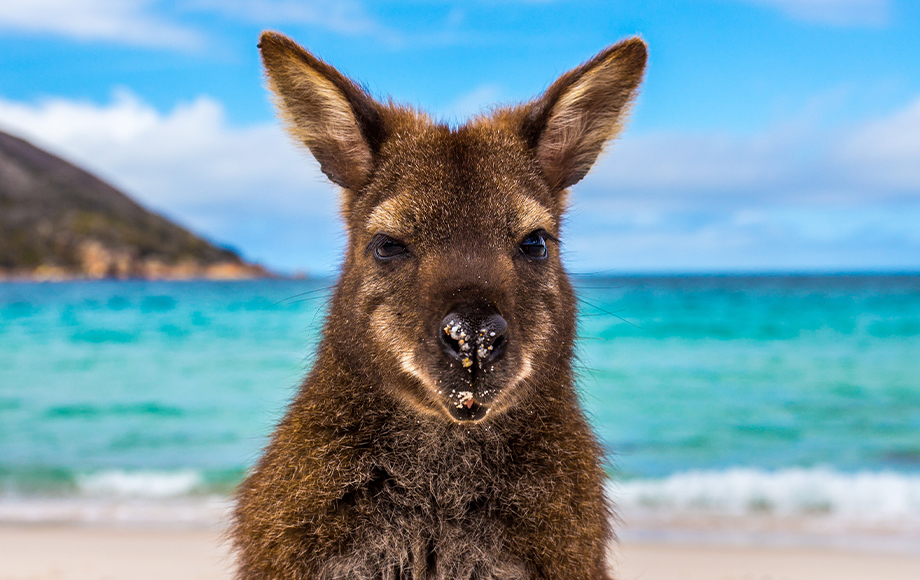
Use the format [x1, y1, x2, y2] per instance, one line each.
[611, 467, 920, 527]
[0, 469, 231, 525]
[76, 469, 204, 498]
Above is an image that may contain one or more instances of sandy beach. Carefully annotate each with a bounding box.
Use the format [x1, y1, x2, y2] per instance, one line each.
[613, 540, 920, 580]
[3, 524, 920, 580]
[0, 525, 233, 580]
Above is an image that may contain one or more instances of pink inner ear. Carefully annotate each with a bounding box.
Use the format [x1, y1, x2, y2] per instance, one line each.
[259, 31, 385, 192]
[523, 38, 647, 191]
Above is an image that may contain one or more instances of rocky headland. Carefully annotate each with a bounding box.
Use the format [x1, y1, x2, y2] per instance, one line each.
[0, 129, 271, 281]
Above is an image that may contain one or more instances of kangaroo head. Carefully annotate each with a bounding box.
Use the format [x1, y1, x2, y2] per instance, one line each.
[259, 32, 646, 423]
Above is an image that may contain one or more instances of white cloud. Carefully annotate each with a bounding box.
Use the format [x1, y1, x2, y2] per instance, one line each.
[0, 0, 201, 49]
[194, 0, 474, 48]
[0, 0, 462, 51]
[732, 0, 890, 27]
[594, 130, 795, 196]
[588, 94, 920, 207]
[2, 90, 919, 273]
[838, 97, 920, 190]
[562, 95, 920, 271]
[443, 84, 504, 123]
[199, 0, 382, 36]
[0, 90, 321, 210]
[0, 91, 341, 272]
[193, 0, 405, 45]
[562, 203, 920, 272]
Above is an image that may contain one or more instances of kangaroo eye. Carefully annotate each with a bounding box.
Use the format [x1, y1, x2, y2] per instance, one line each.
[371, 236, 408, 260]
[519, 231, 548, 259]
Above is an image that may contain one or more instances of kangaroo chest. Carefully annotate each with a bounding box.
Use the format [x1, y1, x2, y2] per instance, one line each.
[317, 452, 533, 580]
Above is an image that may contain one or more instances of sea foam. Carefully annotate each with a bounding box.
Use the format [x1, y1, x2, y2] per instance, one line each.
[611, 467, 920, 528]
[76, 469, 203, 498]
[0, 469, 228, 526]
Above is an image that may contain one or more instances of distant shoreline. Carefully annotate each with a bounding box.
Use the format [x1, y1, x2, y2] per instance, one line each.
[0, 263, 300, 282]
[2, 270, 918, 283]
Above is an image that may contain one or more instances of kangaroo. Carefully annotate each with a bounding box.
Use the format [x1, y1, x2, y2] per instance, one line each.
[232, 31, 647, 580]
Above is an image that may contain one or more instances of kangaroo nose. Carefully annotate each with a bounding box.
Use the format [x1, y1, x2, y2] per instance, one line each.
[440, 312, 508, 368]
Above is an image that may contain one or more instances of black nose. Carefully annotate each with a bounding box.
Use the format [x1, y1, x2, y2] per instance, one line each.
[440, 312, 508, 368]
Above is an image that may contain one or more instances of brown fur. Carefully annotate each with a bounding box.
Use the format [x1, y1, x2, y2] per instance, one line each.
[232, 31, 647, 580]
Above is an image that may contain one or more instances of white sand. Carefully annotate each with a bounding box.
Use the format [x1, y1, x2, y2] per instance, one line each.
[0, 525, 233, 580]
[2, 524, 919, 580]
[615, 541, 920, 580]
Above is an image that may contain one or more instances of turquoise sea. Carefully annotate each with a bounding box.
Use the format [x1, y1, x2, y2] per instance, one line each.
[1, 276, 919, 530]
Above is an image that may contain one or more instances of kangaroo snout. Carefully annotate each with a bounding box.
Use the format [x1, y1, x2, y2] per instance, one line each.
[440, 309, 508, 369]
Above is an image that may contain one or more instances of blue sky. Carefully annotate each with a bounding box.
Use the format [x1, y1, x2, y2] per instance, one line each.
[1, 0, 919, 274]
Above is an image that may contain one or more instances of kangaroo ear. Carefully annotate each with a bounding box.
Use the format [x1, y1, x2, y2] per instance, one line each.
[258, 31, 386, 191]
[519, 38, 647, 191]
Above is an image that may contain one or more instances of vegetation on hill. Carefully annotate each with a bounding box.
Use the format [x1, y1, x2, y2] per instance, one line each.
[0, 130, 268, 280]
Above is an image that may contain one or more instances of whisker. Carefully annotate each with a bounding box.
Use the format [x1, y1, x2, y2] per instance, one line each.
[310, 296, 335, 328]
[575, 296, 640, 328]
[268, 284, 335, 309]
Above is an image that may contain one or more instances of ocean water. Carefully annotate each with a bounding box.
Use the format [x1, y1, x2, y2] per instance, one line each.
[1, 275, 919, 533]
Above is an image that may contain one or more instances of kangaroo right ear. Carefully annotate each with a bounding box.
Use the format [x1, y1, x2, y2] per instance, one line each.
[518, 38, 647, 192]
[258, 31, 386, 192]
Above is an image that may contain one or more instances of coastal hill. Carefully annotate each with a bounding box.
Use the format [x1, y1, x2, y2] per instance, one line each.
[0, 129, 269, 280]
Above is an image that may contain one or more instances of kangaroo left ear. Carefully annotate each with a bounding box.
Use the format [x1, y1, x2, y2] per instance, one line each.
[518, 38, 647, 192]
[258, 31, 387, 193]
